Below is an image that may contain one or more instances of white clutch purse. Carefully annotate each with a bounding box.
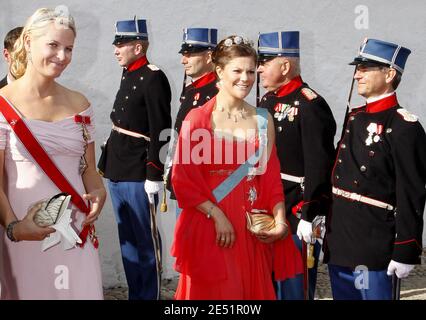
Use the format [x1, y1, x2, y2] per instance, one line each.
[31, 193, 82, 251]
[33, 193, 70, 227]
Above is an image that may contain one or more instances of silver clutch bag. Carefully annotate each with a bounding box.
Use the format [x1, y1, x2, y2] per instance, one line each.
[33, 193, 71, 227]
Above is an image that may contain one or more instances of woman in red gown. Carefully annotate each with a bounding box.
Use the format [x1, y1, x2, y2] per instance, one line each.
[171, 36, 302, 299]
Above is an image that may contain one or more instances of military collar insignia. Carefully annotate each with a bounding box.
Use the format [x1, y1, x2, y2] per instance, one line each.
[365, 123, 383, 146]
[301, 87, 318, 101]
[397, 108, 418, 122]
[275, 76, 303, 97]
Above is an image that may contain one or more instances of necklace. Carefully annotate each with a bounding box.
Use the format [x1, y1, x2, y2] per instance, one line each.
[216, 104, 248, 123]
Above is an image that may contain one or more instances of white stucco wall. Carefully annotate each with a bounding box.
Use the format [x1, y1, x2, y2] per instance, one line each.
[1, 0, 425, 288]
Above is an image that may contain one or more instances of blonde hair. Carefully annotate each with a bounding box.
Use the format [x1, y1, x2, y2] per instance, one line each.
[11, 7, 76, 79]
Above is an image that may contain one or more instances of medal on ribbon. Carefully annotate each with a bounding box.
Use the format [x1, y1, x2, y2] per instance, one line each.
[365, 123, 383, 146]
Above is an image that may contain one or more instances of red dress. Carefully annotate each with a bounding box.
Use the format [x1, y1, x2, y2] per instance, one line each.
[171, 97, 302, 300]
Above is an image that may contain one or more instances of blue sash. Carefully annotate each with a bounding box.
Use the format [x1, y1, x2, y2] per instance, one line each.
[212, 108, 268, 203]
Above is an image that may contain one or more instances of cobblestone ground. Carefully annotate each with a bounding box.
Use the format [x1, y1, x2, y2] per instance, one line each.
[104, 250, 426, 300]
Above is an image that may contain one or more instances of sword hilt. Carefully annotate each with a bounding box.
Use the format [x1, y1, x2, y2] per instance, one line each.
[160, 176, 168, 213]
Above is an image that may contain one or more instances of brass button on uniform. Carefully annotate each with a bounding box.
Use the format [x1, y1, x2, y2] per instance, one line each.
[369, 151, 375, 157]
[360, 165, 367, 172]
[341, 144, 346, 149]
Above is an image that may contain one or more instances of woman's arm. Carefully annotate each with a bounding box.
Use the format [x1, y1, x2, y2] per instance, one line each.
[0, 151, 54, 241]
[81, 142, 107, 227]
[197, 200, 235, 248]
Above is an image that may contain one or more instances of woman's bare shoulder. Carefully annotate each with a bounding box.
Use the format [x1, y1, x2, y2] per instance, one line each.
[59, 85, 90, 113]
[0, 82, 17, 100]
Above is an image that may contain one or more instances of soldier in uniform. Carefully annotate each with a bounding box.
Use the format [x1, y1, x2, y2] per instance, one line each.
[101, 18, 172, 300]
[166, 28, 218, 205]
[323, 38, 426, 300]
[257, 31, 336, 300]
[1, 26, 23, 88]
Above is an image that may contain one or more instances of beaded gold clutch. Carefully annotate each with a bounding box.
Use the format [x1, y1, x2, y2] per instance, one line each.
[246, 209, 275, 234]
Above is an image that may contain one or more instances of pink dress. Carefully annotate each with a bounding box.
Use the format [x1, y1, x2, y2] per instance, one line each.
[0, 102, 103, 300]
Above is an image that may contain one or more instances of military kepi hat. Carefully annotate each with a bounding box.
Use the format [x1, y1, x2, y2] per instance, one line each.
[179, 28, 218, 54]
[113, 17, 148, 45]
[349, 38, 411, 74]
[258, 31, 300, 60]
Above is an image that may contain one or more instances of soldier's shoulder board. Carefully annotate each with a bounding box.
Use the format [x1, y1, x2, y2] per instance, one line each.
[301, 88, 318, 101]
[397, 108, 418, 122]
[147, 64, 160, 71]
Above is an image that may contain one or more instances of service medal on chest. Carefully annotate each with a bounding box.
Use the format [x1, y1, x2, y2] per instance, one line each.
[193, 92, 200, 106]
[365, 123, 383, 146]
[273, 103, 292, 122]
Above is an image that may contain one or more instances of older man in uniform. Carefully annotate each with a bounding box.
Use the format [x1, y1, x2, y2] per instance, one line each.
[324, 38, 426, 300]
[1, 26, 23, 88]
[166, 28, 218, 207]
[101, 18, 171, 300]
[257, 31, 336, 300]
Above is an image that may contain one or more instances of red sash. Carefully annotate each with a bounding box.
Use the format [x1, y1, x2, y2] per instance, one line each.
[0, 95, 98, 248]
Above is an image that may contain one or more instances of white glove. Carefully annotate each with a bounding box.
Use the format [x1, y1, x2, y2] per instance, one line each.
[386, 260, 415, 278]
[144, 180, 162, 195]
[296, 219, 314, 243]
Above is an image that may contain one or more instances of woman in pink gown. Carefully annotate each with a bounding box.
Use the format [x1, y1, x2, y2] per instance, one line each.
[171, 36, 302, 299]
[0, 8, 106, 299]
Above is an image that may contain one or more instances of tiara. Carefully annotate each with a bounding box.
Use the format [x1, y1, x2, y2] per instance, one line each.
[224, 36, 253, 47]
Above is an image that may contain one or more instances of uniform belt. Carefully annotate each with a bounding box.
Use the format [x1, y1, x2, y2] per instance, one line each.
[280, 173, 305, 184]
[332, 187, 394, 211]
[112, 124, 150, 141]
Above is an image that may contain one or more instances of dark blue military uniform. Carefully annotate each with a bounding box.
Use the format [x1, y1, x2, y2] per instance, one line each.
[101, 18, 172, 300]
[103, 56, 171, 182]
[166, 28, 218, 201]
[259, 76, 336, 300]
[324, 95, 426, 267]
[324, 38, 425, 300]
[257, 31, 336, 300]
